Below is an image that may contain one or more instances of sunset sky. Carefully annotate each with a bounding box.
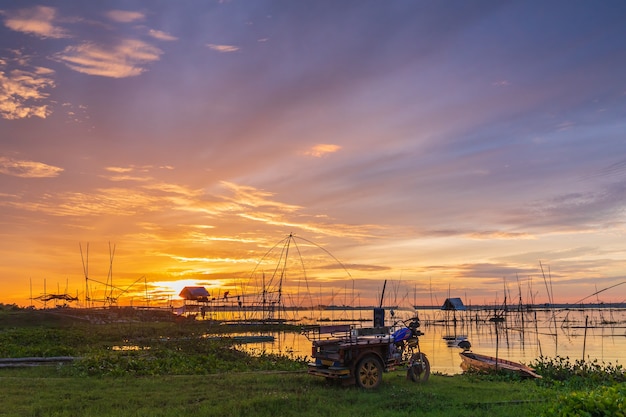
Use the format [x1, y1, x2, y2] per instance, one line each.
[1, 1, 625, 309]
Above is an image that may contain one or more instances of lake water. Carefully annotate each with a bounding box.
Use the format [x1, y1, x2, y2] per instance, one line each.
[227, 307, 626, 375]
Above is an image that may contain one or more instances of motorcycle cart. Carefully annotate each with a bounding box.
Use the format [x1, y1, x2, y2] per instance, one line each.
[304, 315, 430, 389]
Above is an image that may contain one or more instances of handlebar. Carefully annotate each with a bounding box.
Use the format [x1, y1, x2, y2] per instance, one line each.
[391, 316, 421, 330]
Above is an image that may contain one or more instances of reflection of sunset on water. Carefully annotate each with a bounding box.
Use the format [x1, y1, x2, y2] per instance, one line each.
[234, 308, 626, 375]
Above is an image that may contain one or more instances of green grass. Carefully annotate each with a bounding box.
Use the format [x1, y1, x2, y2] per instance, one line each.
[0, 369, 552, 417]
[1, 308, 623, 417]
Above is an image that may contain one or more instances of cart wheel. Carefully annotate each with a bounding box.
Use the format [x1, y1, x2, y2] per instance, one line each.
[407, 352, 430, 383]
[355, 355, 383, 389]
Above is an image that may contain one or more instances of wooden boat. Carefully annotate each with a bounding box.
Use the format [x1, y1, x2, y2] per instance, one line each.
[459, 351, 542, 378]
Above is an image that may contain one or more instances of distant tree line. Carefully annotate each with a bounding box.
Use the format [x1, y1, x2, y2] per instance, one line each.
[0, 303, 23, 311]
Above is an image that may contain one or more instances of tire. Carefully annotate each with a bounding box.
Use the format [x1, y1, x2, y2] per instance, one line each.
[355, 355, 384, 389]
[407, 352, 430, 383]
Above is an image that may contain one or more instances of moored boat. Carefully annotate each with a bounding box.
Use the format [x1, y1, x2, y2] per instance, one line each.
[459, 351, 542, 378]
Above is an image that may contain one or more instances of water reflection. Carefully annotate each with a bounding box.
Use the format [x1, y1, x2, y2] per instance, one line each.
[232, 308, 626, 375]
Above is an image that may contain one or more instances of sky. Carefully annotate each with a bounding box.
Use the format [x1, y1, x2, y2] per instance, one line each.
[1, 0, 626, 309]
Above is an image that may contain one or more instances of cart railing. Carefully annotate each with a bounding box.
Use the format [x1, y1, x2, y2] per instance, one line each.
[302, 324, 351, 341]
[302, 324, 394, 342]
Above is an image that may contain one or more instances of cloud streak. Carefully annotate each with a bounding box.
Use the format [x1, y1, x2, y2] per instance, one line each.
[105, 10, 145, 23]
[53, 39, 163, 78]
[148, 29, 177, 41]
[0, 157, 64, 178]
[303, 144, 341, 157]
[1, 6, 69, 38]
[206, 43, 240, 53]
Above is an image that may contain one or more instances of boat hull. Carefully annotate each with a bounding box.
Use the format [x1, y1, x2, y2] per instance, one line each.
[459, 351, 541, 378]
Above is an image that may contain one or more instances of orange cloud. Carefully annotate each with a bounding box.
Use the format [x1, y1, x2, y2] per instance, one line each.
[0, 56, 55, 119]
[148, 29, 178, 41]
[53, 39, 162, 78]
[0, 157, 63, 178]
[105, 10, 145, 23]
[303, 144, 341, 157]
[206, 43, 240, 53]
[2, 6, 69, 38]
[221, 181, 301, 211]
[466, 231, 534, 240]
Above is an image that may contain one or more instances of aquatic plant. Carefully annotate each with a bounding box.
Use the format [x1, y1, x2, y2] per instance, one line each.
[66, 337, 307, 377]
[530, 355, 624, 388]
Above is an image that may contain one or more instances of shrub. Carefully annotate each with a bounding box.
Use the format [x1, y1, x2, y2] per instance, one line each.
[543, 384, 625, 417]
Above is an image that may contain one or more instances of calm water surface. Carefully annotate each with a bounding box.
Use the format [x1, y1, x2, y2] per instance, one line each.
[232, 308, 626, 375]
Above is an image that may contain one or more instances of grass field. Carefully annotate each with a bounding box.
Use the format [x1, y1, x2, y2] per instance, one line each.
[1, 306, 623, 417]
[0, 367, 552, 417]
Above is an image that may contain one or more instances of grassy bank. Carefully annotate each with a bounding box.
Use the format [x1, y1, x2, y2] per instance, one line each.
[1, 368, 552, 417]
[1, 307, 624, 416]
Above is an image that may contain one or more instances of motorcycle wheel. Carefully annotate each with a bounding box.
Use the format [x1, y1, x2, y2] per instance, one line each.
[407, 352, 430, 383]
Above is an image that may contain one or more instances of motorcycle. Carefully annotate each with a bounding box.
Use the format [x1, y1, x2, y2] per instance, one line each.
[389, 316, 431, 382]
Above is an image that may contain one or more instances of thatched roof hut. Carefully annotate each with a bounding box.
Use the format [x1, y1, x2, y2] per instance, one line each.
[441, 297, 466, 311]
[179, 286, 209, 302]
